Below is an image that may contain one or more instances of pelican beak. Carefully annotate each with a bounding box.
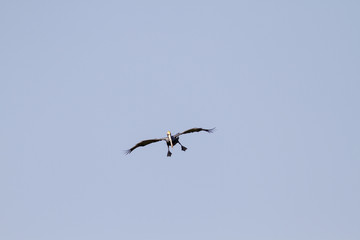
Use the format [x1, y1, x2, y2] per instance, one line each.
[169, 136, 173, 148]
[168, 132, 173, 148]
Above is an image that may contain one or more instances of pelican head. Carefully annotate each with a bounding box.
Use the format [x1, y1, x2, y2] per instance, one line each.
[167, 131, 173, 148]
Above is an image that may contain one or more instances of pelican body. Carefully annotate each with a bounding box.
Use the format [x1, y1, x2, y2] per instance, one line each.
[125, 127, 215, 157]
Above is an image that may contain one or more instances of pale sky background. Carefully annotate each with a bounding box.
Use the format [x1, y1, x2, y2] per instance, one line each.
[1, 1, 360, 239]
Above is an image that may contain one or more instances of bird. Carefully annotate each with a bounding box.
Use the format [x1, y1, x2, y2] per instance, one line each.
[125, 127, 215, 157]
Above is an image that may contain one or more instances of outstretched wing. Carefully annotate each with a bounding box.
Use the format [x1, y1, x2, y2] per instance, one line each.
[175, 127, 216, 137]
[125, 138, 166, 155]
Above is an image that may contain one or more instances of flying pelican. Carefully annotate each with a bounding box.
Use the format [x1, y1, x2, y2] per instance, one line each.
[125, 127, 215, 157]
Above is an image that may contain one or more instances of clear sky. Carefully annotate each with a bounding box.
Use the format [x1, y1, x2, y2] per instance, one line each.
[1, 1, 359, 239]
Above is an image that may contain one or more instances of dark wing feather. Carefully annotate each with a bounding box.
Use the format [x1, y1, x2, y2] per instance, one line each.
[125, 138, 166, 155]
[175, 127, 216, 137]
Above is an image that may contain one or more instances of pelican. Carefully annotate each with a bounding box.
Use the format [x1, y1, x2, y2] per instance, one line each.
[125, 127, 215, 157]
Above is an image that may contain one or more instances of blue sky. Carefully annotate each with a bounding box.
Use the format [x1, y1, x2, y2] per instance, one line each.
[1, 1, 359, 239]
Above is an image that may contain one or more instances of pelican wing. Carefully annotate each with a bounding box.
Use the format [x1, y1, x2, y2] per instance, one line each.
[175, 127, 216, 137]
[125, 138, 166, 155]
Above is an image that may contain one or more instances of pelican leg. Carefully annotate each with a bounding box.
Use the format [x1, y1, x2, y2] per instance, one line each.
[178, 142, 187, 151]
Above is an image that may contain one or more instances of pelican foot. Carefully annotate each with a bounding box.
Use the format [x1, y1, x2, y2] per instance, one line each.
[167, 151, 172, 157]
[181, 146, 187, 151]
